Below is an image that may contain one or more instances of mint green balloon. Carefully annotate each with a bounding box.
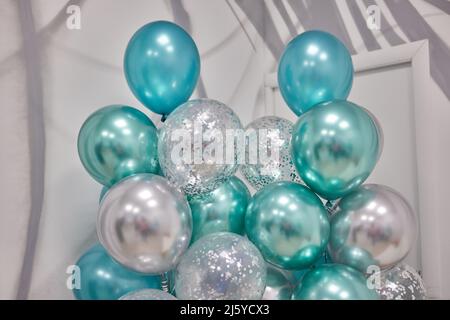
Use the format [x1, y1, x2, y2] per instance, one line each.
[292, 264, 379, 300]
[73, 244, 162, 300]
[188, 176, 250, 243]
[291, 100, 381, 200]
[124, 21, 200, 116]
[78, 105, 159, 186]
[245, 182, 330, 270]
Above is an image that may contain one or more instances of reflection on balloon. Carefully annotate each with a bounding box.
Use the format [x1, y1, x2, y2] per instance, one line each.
[189, 176, 250, 243]
[240, 116, 301, 190]
[124, 21, 200, 116]
[292, 264, 379, 300]
[328, 184, 417, 273]
[376, 263, 426, 300]
[73, 244, 161, 300]
[120, 289, 177, 300]
[246, 182, 330, 270]
[78, 105, 159, 187]
[97, 174, 192, 274]
[158, 99, 243, 196]
[262, 265, 294, 300]
[291, 100, 381, 200]
[278, 30, 353, 115]
[175, 232, 267, 300]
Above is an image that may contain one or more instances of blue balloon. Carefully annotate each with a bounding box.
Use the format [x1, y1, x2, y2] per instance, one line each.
[278, 30, 353, 116]
[124, 21, 200, 116]
[73, 244, 162, 300]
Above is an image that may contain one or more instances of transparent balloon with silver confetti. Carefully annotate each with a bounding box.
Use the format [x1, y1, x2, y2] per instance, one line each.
[240, 116, 301, 190]
[376, 263, 427, 300]
[175, 232, 267, 300]
[119, 289, 177, 300]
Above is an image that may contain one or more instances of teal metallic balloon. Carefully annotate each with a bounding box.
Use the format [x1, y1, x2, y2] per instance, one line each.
[99, 186, 109, 203]
[245, 181, 330, 270]
[262, 265, 295, 300]
[278, 30, 353, 116]
[291, 251, 329, 283]
[78, 105, 159, 187]
[292, 264, 379, 300]
[188, 176, 250, 243]
[124, 21, 200, 116]
[73, 244, 162, 300]
[291, 100, 381, 200]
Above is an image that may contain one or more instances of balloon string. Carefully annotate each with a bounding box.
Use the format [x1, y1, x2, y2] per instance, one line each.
[160, 272, 169, 292]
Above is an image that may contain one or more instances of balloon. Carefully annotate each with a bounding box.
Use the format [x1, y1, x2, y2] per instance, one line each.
[120, 289, 177, 300]
[245, 181, 330, 270]
[328, 184, 417, 273]
[292, 264, 379, 300]
[291, 251, 329, 283]
[291, 100, 381, 200]
[78, 105, 159, 187]
[73, 244, 161, 300]
[240, 116, 301, 190]
[278, 30, 353, 116]
[97, 174, 192, 274]
[158, 99, 243, 196]
[262, 265, 294, 300]
[175, 232, 267, 300]
[188, 176, 250, 243]
[376, 263, 426, 300]
[124, 21, 200, 116]
[99, 186, 109, 203]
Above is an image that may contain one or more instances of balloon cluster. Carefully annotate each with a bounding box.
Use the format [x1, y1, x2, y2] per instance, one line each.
[74, 23, 425, 300]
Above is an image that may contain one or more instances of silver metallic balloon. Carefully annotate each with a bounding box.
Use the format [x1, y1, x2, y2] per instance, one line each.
[175, 232, 267, 300]
[158, 99, 243, 196]
[240, 116, 301, 190]
[328, 184, 417, 273]
[262, 265, 295, 300]
[97, 174, 192, 274]
[376, 263, 427, 300]
[120, 289, 177, 300]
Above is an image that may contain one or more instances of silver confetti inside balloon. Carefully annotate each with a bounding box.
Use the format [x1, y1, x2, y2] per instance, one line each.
[120, 289, 177, 300]
[328, 184, 417, 273]
[240, 116, 301, 190]
[262, 265, 295, 300]
[175, 232, 267, 300]
[98, 174, 192, 274]
[376, 263, 427, 300]
[158, 99, 243, 196]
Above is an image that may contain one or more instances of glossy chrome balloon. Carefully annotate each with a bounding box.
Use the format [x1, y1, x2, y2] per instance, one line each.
[175, 232, 267, 300]
[120, 289, 177, 300]
[278, 30, 353, 115]
[328, 184, 417, 273]
[292, 264, 379, 300]
[189, 176, 250, 243]
[124, 21, 200, 116]
[97, 174, 192, 274]
[376, 263, 426, 300]
[240, 116, 301, 190]
[73, 244, 161, 300]
[78, 105, 159, 187]
[262, 265, 295, 300]
[245, 182, 330, 270]
[158, 99, 243, 196]
[291, 100, 381, 200]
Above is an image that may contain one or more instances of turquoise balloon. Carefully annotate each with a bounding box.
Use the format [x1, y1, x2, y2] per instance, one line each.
[245, 182, 330, 270]
[99, 186, 109, 203]
[78, 105, 159, 187]
[124, 21, 200, 116]
[292, 264, 379, 300]
[291, 100, 381, 200]
[278, 30, 353, 116]
[188, 176, 250, 243]
[291, 251, 329, 282]
[73, 244, 161, 300]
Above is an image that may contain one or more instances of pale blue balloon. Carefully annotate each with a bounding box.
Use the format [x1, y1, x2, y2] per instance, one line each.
[73, 244, 161, 300]
[124, 21, 200, 116]
[278, 30, 353, 116]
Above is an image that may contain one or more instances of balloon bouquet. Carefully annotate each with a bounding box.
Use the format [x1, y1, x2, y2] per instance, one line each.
[74, 21, 426, 300]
